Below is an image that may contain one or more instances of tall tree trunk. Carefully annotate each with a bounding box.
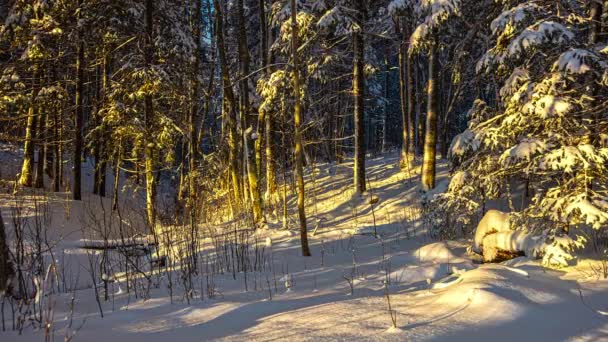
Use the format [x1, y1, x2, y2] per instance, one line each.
[405, 40, 416, 165]
[98, 47, 110, 197]
[421, 45, 439, 191]
[353, 31, 366, 193]
[264, 2, 276, 202]
[255, 0, 268, 178]
[214, 0, 241, 208]
[381, 48, 389, 154]
[34, 106, 45, 189]
[19, 66, 39, 187]
[144, 0, 156, 228]
[74, 7, 84, 200]
[189, 0, 202, 211]
[52, 107, 60, 192]
[237, 0, 263, 223]
[291, 0, 311, 256]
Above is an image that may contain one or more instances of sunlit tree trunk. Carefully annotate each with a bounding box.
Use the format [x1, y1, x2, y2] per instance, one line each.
[19, 66, 39, 187]
[353, 30, 366, 193]
[421, 45, 439, 191]
[237, 0, 263, 223]
[214, 0, 241, 207]
[291, 0, 311, 256]
[144, 0, 156, 227]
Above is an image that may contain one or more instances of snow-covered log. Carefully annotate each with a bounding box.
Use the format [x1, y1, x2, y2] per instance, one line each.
[473, 210, 582, 267]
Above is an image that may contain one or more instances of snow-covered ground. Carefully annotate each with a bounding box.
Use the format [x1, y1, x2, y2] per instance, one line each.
[2, 149, 608, 341]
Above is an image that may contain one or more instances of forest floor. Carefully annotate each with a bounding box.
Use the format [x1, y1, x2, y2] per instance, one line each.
[1, 147, 608, 341]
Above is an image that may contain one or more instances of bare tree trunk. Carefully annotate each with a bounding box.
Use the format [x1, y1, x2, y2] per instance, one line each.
[19, 66, 39, 187]
[382, 48, 389, 154]
[189, 0, 202, 212]
[74, 3, 84, 200]
[214, 0, 242, 208]
[52, 107, 60, 192]
[421, 45, 439, 191]
[353, 30, 366, 193]
[291, 0, 311, 256]
[237, 0, 264, 224]
[98, 48, 110, 197]
[34, 95, 46, 189]
[144, 0, 156, 227]
[255, 0, 268, 179]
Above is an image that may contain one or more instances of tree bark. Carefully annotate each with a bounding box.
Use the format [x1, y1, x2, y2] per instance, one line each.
[214, 0, 241, 208]
[144, 0, 156, 227]
[353, 30, 366, 193]
[237, 0, 263, 223]
[189, 0, 202, 212]
[291, 0, 311, 256]
[74, 5, 84, 200]
[19, 66, 39, 187]
[421, 45, 439, 191]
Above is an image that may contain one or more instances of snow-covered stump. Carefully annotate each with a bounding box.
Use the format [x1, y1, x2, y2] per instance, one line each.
[472, 210, 582, 266]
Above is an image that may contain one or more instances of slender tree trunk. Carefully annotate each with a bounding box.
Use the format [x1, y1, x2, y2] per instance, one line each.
[52, 107, 60, 192]
[353, 31, 366, 193]
[255, 0, 268, 179]
[144, 0, 156, 228]
[214, 0, 241, 208]
[291, 0, 311, 256]
[382, 49, 389, 154]
[19, 66, 39, 187]
[265, 7, 276, 202]
[236, 0, 263, 223]
[405, 29, 416, 166]
[189, 0, 202, 212]
[34, 106, 45, 189]
[98, 48, 110, 197]
[421, 45, 439, 191]
[73, 7, 84, 200]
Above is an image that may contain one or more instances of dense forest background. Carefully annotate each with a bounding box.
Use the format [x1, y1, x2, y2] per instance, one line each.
[1, 0, 607, 261]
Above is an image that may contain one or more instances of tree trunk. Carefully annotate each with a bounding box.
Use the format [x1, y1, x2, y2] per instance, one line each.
[73, 8, 84, 200]
[255, 0, 268, 179]
[214, 0, 241, 208]
[291, 0, 311, 256]
[237, 0, 263, 223]
[98, 48, 110, 197]
[421, 45, 439, 191]
[405, 41, 416, 164]
[52, 107, 60, 192]
[353, 31, 366, 193]
[34, 106, 45, 189]
[144, 0, 156, 228]
[189, 0, 202, 213]
[19, 66, 39, 187]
